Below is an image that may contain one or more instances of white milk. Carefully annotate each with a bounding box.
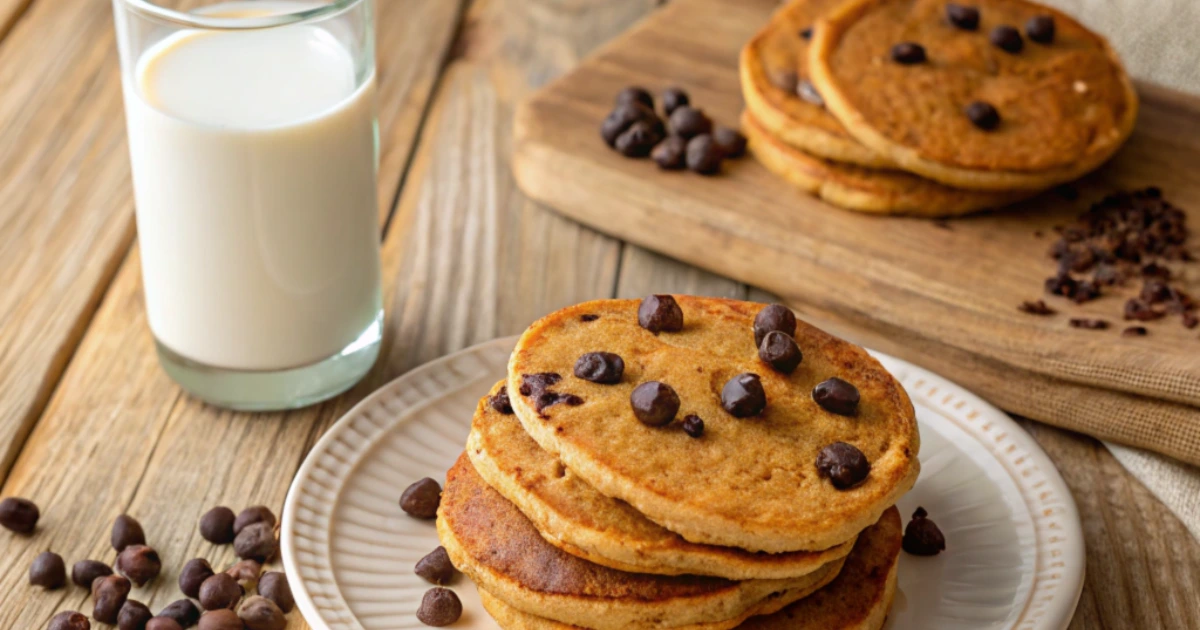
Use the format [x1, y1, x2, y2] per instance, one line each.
[123, 3, 381, 371]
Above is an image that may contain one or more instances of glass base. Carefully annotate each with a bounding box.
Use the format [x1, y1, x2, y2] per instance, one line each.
[156, 312, 383, 411]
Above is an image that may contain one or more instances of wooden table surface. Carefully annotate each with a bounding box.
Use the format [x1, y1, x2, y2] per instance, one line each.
[0, 0, 1196, 628]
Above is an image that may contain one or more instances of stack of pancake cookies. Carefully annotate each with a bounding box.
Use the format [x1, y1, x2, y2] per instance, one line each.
[740, 0, 1139, 216]
[436, 295, 921, 629]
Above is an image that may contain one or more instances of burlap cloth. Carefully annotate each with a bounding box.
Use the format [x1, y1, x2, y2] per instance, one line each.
[1037, 0, 1200, 541]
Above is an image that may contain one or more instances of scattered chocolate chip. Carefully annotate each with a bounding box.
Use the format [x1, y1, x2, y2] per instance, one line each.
[1185, 312, 1200, 329]
[1044, 271, 1077, 298]
[199, 507, 236, 545]
[111, 514, 146, 552]
[1122, 326, 1148, 337]
[685, 134, 723, 174]
[903, 507, 946, 555]
[1018, 300, 1056, 315]
[753, 304, 797, 347]
[72, 559, 113, 589]
[416, 587, 463, 627]
[93, 575, 132, 624]
[615, 86, 654, 110]
[1141, 280, 1172, 303]
[796, 79, 825, 106]
[1093, 264, 1120, 285]
[146, 618, 183, 630]
[489, 386, 513, 414]
[945, 3, 980, 30]
[575, 352, 625, 384]
[721, 373, 767, 418]
[630, 381, 681, 427]
[414, 547, 456, 586]
[225, 559, 263, 592]
[116, 545, 161, 586]
[233, 506, 275, 536]
[661, 87, 689, 116]
[199, 573, 243, 611]
[1069, 318, 1109, 330]
[758, 331, 803, 373]
[682, 415, 705, 438]
[652, 135, 687, 169]
[712, 126, 747, 158]
[989, 25, 1023, 53]
[197, 609, 242, 630]
[1025, 14, 1055, 44]
[799, 26, 813, 39]
[1072, 280, 1101, 303]
[615, 120, 663, 158]
[813, 377, 859, 416]
[638, 295, 684, 333]
[119, 600, 154, 630]
[816, 442, 871, 489]
[159, 599, 201, 628]
[400, 478, 442, 519]
[520, 372, 562, 396]
[234, 522, 278, 563]
[253, 572, 293, 614]
[49, 611, 90, 630]
[669, 106, 712, 139]
[965, 101, 1000, 130]
[1124, 298, 1164, 322]
[30, 551, 66, 589]
[238, 596, 286, 630]
[534, 391, 584, 414]
[179, 558, 215, 599]
[600, 102, 658, 147]
[890, 42, 926, 64]
[581, 313, 600, 322]
[0, 497, 38, 533]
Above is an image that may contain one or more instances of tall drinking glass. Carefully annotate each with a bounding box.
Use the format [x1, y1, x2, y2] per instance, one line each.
[112, 0, 382, 410]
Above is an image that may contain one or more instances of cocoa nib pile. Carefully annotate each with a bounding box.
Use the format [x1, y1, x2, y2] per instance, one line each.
[1028, 187, 1197, 333]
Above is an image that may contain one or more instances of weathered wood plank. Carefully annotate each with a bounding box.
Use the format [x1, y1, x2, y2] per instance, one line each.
[615, 246, 748, 300]
[0, 0, 32, 42]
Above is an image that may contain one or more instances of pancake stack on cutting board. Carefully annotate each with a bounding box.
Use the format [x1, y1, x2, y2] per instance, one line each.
[436, 296, 920, 628]
[740, 0, 1137, 216]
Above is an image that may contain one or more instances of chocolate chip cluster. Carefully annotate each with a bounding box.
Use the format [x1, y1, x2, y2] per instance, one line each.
[600, 87, 747, 175]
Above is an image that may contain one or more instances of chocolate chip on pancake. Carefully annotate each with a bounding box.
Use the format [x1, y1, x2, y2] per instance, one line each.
[580, 314, 600, 322]
[651, 136, 687, 170]
[721, 373, 767, 417]
[945, 3, 980, 30]
[813, 377, 859, 416]
[400, 478, 442, 519]
[989, 24, 1024, 53]
[615, 86, 654, 110]
[890, 42, 926, 64]
[965, 101, 1000, 130]
[631, 381, 681, 427]
[488, 386, 513, 414]
[816, 442, 870, 489]
[753, 303, 797, 347]
[574, 352, 625, 384]
[1025, 14, 1055, 44]
[520, 373, 562, 395]
[638, 295, 684, 333]
[535, 391, 584, 415]
[661, 87, 690, 116]
[759, 331, 802, 374]
[686, 134, 724, 174]
[669, 106, 713, 138]
[682, 415, 705, 438]
[713, 127, 748, 158]
[902, 507, 946, 556]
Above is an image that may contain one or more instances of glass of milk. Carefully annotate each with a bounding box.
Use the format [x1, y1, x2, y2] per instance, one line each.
[112, 0, 382, 410]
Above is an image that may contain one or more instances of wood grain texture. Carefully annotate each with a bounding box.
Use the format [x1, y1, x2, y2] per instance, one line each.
[512, 0, 1200, 465]
[0, 0, 467, 625]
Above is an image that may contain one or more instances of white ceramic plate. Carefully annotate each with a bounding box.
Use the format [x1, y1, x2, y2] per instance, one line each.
[282, 337, 1084, 630]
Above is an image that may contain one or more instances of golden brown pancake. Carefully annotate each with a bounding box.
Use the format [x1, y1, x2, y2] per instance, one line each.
[507, 297, 919, 553]
[469, 381, 856, 579]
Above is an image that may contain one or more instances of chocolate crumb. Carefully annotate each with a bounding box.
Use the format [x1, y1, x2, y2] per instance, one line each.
[580, 314, 600, 322]
[1122, 326, 1148, 337]
[1069, 318, 1109, 330]
[1018, 300, 1056, 315]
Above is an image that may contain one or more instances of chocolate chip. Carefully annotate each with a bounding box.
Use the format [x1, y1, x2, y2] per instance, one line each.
[759, 331, 803, 374]
[197, 609, 242, 630]
[712, 126, 747, 158]
[179, 558, 215, 599]
[0, 497, 38, 533]
[416, 587, 463, 627]
[535, 391, 584, 414]
[721, 373, 767, 417]
[111, 514, 146, 552]
[234, 522, 278, 563]
[159, 599, 201, 628]
[225, 559, 263, 592]
[989, 25, 1023, 53]
[1122, 326, 1148, 337]
[147, 618, 183, 630]
[669, 106, 712, 139]
[1184, 312, 1199, 329]
[799, 26, 813, 39]
[198, 507, 236, 544]
[902, 507, 946, 555]
[1025, 15, 1055, 44]
[115, 545, 160, 587]
[1018, 300, 1056, 315]
[965, 101, 1000, 130]
[253, 572, 292, 615]
[93, 575, 132, 624]
[238, 596, 285, 630]
[816, 442, 871, 489]
[630, 381, 681, 427]
[400, 478, 442, 519]
[581, 314, 600, 322]
[615, 86, 654, 110]
[753, 304, 797, 347]
[1069, 318, 1109, 330]
[72, 559, 113, 589]
[661, 87, 689, 116]
[233, 506, 275, 536]
[638, 295, 684, 333]
[575, 352, 625, 384]
[199, 573, 243, 611]
[49, 611, 90, 630]
[488, 386, 514, 414]
[685, 134, 723, 174]
[30, 551, 66, 589]
[601, 102, 658, 147]
[615, 120, 662, 158]
[1044, 271, 1077, 297]
[945, 3, 980, 30]
[520, 373, 562, 395]
[1072, 280, 1100, 303]
[813, 377, 859, 416]
[651, 135, 687, 170]
[682, 415, 705, 438]
[415, 546, 457, 585]
[796, 79, 825, 106]
[118, 600, 153, 630]
[890, 42, 926, 64]
[1124, 298, 1163, 321]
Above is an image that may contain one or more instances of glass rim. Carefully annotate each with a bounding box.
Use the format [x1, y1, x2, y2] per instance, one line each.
[117, 0, 363, 30]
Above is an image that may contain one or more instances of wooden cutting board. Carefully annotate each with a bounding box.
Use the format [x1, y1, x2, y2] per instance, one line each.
[512, 0, 1200, 464]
